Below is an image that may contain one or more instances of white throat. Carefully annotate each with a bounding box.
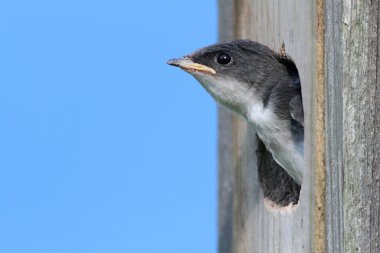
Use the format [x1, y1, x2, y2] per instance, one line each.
[193, 74, 251, 116]
[192, 72, 304, 183]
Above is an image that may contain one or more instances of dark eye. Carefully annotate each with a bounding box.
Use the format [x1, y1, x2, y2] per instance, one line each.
[216, 52, 232, 65]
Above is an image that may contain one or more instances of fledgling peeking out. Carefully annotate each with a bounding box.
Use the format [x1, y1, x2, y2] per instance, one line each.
[167, 40, 304, 187]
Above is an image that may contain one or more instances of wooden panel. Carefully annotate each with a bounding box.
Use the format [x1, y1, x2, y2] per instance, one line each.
[219, 0, 380, 252]
[217, 1, 237, 253]
[325, 1, 380, 252]
[218, 0, 325, 252]
[325, 1, 344, 252]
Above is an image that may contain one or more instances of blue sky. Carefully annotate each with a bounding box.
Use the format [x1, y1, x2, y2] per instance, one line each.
[0, 1, 218, 252]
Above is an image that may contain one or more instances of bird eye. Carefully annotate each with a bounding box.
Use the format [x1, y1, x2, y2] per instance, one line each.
[216, 52, 232, 65]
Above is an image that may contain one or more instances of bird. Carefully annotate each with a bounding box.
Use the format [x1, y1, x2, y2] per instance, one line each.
[167, 40, 304, 184]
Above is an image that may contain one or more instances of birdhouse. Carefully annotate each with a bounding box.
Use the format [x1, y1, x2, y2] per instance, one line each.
[217, 0, 380, 253]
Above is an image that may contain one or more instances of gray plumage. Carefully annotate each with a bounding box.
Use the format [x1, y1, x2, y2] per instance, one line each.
[168, 40, 304, 185]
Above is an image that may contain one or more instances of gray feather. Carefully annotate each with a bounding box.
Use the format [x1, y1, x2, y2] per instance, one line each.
[290, 94, 304, 126]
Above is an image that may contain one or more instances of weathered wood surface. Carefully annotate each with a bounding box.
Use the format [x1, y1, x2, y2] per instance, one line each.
[218, 0, 325, 252]
[217, 3, 236, 253]
[218, 0, 380, 252]
[325, 1, 380, 252]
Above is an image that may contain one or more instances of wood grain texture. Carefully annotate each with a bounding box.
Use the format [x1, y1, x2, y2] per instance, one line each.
[326, 1, 380, 252]
[219, 0, 380, 252]
[218, 0, 324, 252]
[342, 2, 380, 251]
[218, 1, 237, 253]
[325, 1, 345, 252]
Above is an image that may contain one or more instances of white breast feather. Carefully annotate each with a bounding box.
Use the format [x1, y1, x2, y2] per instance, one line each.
[194, 73, 304, 183]
[247, 99, 304, 184]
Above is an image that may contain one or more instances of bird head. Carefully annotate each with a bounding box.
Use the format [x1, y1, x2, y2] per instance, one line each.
[167, 40, 293, 118]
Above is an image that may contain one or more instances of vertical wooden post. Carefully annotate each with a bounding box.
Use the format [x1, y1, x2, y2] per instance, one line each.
[218, 0, 380, 252]
[325, 1, 380, 252]
[217, 2, 239, 253]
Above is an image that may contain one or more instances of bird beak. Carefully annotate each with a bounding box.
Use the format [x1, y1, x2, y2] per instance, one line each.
[167, 57, 216, 75]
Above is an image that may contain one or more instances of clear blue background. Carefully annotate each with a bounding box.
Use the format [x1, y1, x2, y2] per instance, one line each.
[0, 1, 217, 252]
